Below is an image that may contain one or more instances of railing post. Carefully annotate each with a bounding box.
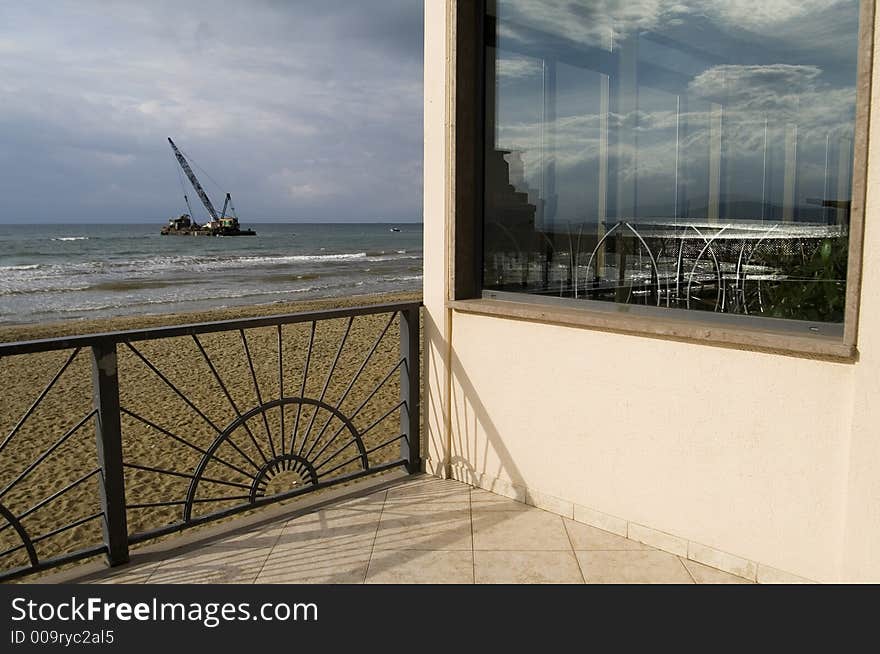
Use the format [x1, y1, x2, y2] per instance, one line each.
[91, 341, 130, 566]
[399, 305, 421, 473]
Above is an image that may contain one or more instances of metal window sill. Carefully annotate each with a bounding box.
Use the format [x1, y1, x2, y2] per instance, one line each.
[447, 297, 857, 362]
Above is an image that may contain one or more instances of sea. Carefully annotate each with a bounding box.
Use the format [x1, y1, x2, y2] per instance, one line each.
[0, 223, 422, 325]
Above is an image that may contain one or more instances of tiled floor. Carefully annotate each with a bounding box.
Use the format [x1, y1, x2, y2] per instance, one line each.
[69, 476, 752, 584]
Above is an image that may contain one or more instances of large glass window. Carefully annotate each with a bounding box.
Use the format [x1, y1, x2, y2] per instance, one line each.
[483, 0, 862, 328]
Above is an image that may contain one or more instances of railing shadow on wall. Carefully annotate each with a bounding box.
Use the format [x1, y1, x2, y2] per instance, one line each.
[420, 307, 529, 496]
[0, 301, 421, 582]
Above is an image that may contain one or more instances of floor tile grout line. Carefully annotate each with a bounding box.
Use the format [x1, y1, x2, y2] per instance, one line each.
[99, 562, 158, 585]
[475, 548, 610, 551]
[678, 556, 698, 584]
[469, 488, 476, 584]
[362, 489, 388, 583]
[561, 518, 587, 584]
[252, 521, 289, 584]
[568, 547, 658, 552]
[142, 561, 162, 584]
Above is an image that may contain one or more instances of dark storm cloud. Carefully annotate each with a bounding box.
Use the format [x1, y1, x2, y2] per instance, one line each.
[0, 0, 423, 223]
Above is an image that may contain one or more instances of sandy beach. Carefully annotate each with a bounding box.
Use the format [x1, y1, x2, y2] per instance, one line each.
[0, 290, 420, 577]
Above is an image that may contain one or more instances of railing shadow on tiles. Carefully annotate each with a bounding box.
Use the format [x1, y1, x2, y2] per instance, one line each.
[0, 301, 421, 582]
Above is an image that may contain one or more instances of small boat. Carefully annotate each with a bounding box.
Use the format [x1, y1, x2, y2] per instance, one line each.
[390, 227, 401, 232]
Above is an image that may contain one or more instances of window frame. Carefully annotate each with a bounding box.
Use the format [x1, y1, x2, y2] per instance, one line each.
[447, 0, 875, 360]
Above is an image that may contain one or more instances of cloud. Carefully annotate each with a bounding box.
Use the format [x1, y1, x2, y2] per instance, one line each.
[0, 0, 423, 222]
[267, 168, 336, 201]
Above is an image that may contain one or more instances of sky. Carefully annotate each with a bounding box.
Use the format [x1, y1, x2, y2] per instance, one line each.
[0, 1, 424, 224]
[490, 0, 859, 225]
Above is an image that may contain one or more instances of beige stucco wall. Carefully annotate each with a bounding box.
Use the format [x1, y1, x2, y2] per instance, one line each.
[423, 1, 880, 582]
[422, 0, 452, 478]
[843, 2, 880, 581]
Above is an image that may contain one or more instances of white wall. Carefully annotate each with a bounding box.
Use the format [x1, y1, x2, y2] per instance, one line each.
[842, 3, 880, 580]
[423, 0, 880, 582]
[422, 0, 451, 479]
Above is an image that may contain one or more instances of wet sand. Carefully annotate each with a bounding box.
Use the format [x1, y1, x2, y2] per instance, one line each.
[0, 291, 420, 578]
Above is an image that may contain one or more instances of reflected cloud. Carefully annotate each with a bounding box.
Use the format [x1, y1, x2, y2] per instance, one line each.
[497, 0, 854, 48]
[689, 64, 822, 109]
[490, 0, 859, 222]
[497, 56, 542, 81]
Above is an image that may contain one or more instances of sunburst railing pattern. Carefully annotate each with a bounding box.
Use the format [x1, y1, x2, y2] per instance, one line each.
[0, 301, 421, 582]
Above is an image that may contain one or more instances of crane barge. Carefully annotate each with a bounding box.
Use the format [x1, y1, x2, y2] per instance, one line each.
[161, 137, 256, 236]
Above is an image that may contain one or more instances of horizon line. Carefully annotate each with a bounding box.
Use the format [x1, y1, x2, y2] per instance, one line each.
[0, 219, 425, 226]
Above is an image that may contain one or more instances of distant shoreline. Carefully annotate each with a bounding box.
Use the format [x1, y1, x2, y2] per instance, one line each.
[0, 290, 421, 344]
[0, 221, 425, 226]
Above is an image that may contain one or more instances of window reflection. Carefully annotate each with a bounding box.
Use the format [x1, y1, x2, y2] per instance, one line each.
[483, 0, 859, 324]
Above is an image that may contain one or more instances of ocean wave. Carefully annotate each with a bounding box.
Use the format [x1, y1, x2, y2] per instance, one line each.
[254, 272, 322, 284]
[106, 251, 372, 271]
[1, 250, 421, 283]
[86, 280, 182, 293]
[0, 264, 40, 271]
[1, 250, 423, 290]
[239, 252, 368, 264]
[0, 283, 92, 297]
[51, 284, 331, 313]
[365, 254, 421, 263]
[365, 249, 417, 258]
[0, 252, 374, 281]
[384, 274, 423, 282]
[6, 273, 422, 323]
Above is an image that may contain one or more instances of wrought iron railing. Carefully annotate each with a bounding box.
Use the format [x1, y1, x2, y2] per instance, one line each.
[0, 301, 421, 582]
